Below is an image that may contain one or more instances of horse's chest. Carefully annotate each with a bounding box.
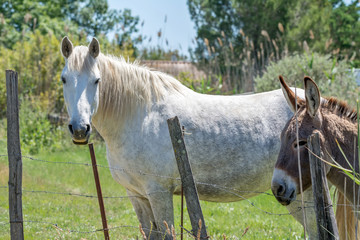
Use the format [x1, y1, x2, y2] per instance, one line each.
[104, 135, 177, 192]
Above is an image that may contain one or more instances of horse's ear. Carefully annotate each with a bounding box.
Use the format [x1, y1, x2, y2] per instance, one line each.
[279, 75, 304, 113]
[304, 76, 321, 117]
[61, 36, 73, 58]
[88, 37, 100, 58]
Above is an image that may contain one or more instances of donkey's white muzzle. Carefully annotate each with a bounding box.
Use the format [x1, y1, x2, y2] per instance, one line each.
[271, 168, 297, 206]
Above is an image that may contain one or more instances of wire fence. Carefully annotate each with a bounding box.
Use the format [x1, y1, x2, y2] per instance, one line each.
[0, 154, 318, 207]
[0, 152, 344, 238]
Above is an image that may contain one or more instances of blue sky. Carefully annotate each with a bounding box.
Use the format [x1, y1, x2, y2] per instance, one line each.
[107, 0, 196, 57]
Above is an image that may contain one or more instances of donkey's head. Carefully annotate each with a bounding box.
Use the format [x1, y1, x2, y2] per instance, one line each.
[271, 76, 322, 205]
[60, 37, 101, 144]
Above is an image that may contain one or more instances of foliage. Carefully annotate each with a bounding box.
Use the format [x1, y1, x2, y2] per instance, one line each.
[187, 0, 296, 92]
[188, 0, 360, 92]
[72, 0, 119, 36]
[285, 0, 333, 53]
[112, 9, 142, 49]
[18, 97, 68, 155]
[286, 0, 360, 60]
[0, 0, 142, 50]
[178, 72, 228, 94]
[254, 52, 358, 104]
[0, 0, 80, 48]
[329, 0, 360, 66]
[139, 46, 188, 61]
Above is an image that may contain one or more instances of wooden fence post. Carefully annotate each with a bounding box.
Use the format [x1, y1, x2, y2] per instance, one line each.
[308, 132, 339, 240]
[167, 116, 208, 239]
[6, 70, 24, 240]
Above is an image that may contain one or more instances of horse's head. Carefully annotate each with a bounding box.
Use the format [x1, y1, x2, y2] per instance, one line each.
[271, 76, 322, 205]
[60, 37, 101, 145]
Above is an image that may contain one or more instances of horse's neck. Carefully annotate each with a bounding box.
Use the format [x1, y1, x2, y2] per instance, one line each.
[92, 57, 152, 140]
[92, 103, 145, 143]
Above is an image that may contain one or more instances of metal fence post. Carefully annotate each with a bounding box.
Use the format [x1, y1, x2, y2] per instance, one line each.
[88, 143, 110, 240]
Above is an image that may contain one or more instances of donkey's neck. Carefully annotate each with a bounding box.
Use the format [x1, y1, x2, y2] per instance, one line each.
[322, 110, 358, 167]
[323, 110, 360, 204]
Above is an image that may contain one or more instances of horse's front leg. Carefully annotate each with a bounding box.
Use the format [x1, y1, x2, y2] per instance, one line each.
[147, 189, 174, 240]
[126, 189, 157, 238]
[127, 188, 174, 240]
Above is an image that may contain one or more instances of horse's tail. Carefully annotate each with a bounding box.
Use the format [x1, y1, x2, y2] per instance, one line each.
[336, 191, 360, 240]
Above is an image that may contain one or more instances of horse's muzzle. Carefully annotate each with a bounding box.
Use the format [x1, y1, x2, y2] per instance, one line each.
[69, 123, 91, 145]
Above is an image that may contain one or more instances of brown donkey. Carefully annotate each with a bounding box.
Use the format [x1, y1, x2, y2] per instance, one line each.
[271, 76, 359, 239]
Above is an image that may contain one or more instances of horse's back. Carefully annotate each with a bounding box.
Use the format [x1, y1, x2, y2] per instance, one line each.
[146, 89, 295, 201]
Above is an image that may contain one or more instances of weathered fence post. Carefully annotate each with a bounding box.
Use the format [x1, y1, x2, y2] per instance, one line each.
[88, 143, 110, 240]
[308, 132, 339, 240]
[6, 70, 24, 240]
[167, 116, 208, 239]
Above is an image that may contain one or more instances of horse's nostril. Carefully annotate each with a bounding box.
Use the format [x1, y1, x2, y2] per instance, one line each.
[68, 124, 74, 135]
[85, 124, 91, 134]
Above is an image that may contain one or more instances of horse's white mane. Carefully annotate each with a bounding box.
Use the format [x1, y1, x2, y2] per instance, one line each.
[67, 46, 187, 122]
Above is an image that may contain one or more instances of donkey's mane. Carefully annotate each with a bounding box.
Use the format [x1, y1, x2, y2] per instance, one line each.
[323, 97, 358, 122]
[68, 46, 187, 121]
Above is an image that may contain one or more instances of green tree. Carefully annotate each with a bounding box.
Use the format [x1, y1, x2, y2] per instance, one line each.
[113, 9, 142, 47]
[73, 0, 119, 36]
[187, 0, 293, 91]
[188, 0, 359, 92]
[329, 0, 360, 65]
[0, 0, 142, 49]
[0, 0, 81, 47]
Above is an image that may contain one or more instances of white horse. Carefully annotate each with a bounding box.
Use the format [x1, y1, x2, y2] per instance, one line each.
[60, 37, 316, 239]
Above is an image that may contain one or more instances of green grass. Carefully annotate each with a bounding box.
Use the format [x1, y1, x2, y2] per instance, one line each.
[0, 140, 304, 239]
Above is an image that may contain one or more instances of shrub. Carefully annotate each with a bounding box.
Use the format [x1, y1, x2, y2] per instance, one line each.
[254, 52, 358, 104]
[19, 97, 68, 155]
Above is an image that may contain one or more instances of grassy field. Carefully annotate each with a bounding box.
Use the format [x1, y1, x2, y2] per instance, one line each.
[0, 138, 304, 239]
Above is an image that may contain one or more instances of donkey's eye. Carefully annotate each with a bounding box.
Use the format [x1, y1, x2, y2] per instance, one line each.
[61, 77, 66, 84]
[95, 78, 101, 85]
[294, 140, 307, 149]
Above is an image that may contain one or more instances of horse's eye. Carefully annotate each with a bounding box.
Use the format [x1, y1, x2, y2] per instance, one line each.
[95, 78, 101, 84]
[294, 140, 307, 149]
[61, 77, 66, 84]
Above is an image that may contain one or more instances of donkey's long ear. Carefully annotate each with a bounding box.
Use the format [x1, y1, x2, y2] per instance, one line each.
[279, 76, 304, 113]
[304, 76, 320, 117]
[88, 38, 100, 58]
[61, 36, 73, 58]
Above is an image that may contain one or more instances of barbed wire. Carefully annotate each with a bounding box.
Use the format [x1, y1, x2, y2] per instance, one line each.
[1, 218, 218, 240]
[0, 185, 311, 218]
[0, 185, 174, 200]
[0, 219, 181, 237]
[0, 154, 353, 216]
[0, 154, 328, 203]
